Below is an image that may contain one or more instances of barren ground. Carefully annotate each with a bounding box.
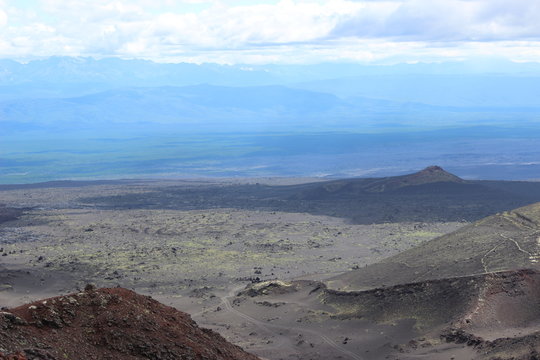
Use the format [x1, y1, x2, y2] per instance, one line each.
[0, 180, 466, 359]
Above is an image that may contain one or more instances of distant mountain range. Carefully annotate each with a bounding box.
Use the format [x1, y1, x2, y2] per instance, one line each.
[2, 57, 540, 183]
[1, 57, 540, 108]
[0, 84, 368, 133]
[1, 57, 539, 136]
[2, 84, 539, 135]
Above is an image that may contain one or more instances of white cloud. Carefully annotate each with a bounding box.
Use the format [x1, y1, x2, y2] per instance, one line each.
[0, 11, 6, 27]
[332, 0, 540, 41]
[0, 0, 540, 63]
[0, 0, 7, 28]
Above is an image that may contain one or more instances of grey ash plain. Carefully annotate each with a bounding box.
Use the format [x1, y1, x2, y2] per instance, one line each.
[2, 168, 540, 359]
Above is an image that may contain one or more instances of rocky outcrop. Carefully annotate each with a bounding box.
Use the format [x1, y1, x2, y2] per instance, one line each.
[0, 286, 260, 360]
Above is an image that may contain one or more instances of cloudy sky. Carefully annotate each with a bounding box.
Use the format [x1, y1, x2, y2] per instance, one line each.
[1, 0, 539, 64]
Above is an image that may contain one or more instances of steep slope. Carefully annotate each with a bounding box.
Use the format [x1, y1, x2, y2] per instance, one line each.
[321, 269, 540, 359]
[327, 202, 540, 291]
[308, 202, 540, 357]
[0, 286, 260, 360]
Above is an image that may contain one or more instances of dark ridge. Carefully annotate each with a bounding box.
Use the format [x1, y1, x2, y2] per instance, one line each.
[72, 175, 540, 224]
[5, 167, 540, 224]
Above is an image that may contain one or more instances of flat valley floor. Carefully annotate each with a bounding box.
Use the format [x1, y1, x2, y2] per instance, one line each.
[0, 180, 467, 359]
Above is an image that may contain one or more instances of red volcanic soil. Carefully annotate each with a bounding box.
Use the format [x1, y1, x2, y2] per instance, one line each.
[0, 286, 260, 360]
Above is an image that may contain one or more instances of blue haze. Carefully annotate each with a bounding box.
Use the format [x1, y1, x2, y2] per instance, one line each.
[1, 57, 540, 184]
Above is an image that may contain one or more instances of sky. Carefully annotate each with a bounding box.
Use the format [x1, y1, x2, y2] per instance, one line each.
[0, 0, 540, 64]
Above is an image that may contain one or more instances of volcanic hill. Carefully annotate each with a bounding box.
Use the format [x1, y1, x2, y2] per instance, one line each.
[293, 165, 465, 197]
[354, 165, 466, 193]
[229, 201, 540, 359]
[76, 166, 540, 224]
[317, 202, 540, 358]
[0, 286, 260, 360]
[327, 201, 540, 291]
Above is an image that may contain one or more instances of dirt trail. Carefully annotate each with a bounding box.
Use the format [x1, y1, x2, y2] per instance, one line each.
[219, 285, 366, 360]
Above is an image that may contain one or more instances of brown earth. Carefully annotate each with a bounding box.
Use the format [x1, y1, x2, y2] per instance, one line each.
[0, 286, 260, 360]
